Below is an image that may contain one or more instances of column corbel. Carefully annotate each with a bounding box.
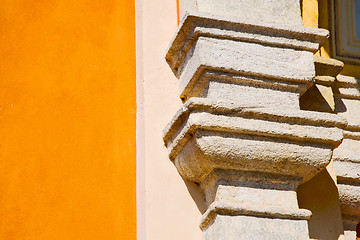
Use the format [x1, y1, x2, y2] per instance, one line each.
[163, 2, 345, 239]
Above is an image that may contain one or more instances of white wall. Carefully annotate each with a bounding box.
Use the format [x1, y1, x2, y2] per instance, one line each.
[136, 1, 203, 239]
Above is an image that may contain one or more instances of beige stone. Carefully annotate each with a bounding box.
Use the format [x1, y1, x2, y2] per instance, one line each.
[333, 75, 360, 238]
[163, 5, 343, 240]
[178, 0, 303, 27]
[166, 13, 328, 108]
[163, 98, 345, 239]
[300, 56, 343, 112]
[164, 98, 345, 183]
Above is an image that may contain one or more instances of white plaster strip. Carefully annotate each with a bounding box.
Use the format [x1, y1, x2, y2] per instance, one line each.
[136, 0, 146, 238]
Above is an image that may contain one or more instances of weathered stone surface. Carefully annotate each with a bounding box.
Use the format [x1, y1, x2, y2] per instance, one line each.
[314, 56, 344, 80]
[335, 75, 360, 101]
[333, 74, 360, 239]
[338, 184, 360, 217]
[163, 4, 342, 239]
[203, 215, 309, 240]
[300, 57, 343, 112]
[163, 96, 345, 239]
[163, 97, 344, 239]
[167, 13, 328, 75]
[342, 215, 360, 240]
[198, 170, 311, 232]
[164, 98, 345, 183]
[334, 137, 360, 167]
[166, 13, 328, 107]
[338, 183, 360, 239]
[178, 0, 303, 27]
[178, 37, 313, 104]
[199, 75, 301, 109]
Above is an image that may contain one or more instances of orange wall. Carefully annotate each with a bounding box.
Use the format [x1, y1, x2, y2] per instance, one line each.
[0, 0, 136, 239]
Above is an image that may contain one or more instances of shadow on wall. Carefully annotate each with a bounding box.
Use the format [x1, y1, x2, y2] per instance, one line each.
[182, 176, 207, 214]
[297, 168, 344, 240]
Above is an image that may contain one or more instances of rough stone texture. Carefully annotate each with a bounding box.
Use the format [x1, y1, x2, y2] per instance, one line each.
[164, 98, 345, 183]
[204, 77, 300, 110]
[203, 215, 309, 240]
[163, 98, 344, 239]
[166, 13, 328, 106]
[178, 0, 303, 27]
[166, 13, 328, 76]
[163, 7, 342, 240]
[198, 170, 312, 232]
[178, 37, 314, 104]
[314, 56, 344, 80]
[333, 74, 360, 238]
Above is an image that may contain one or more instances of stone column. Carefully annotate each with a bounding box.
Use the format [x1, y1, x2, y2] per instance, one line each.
[163, 1, 345, 239]
[333, 75, 360, 240]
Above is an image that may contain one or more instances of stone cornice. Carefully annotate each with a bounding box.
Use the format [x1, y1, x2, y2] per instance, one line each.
[164, 97, 346, 147]
[334, 75, 360, 100]
[163, 98, 345, 183]
[200, 201, 312, 230]
[166, 12, 329, 77]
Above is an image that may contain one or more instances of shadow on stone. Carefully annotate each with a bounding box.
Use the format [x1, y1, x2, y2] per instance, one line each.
[334, 97, 347, 113]
[300, 85, 334, 113]
[182, 176, 207, 214]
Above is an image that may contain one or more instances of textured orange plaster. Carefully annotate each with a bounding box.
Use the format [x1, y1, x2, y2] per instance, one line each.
[177, 0, 180, 25]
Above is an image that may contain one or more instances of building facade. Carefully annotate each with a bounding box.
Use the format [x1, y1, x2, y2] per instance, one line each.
[0, 0, 359, 239]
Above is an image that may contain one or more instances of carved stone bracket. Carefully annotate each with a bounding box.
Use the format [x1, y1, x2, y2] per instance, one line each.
[166, 13, 328, 106]
[163, 97, 345, 239]
[300, 56, 344, 112]
[163, 8, 345, 240]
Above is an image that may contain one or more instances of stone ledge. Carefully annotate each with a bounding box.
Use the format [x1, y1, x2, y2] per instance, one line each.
[338, 184, 360, 217]
[314, 56, 344, 78]
[176, 36, 316, 102]
[334, 75, 360, 100]
[166, 12, 329, 77]
[163, 98, 346, 142]
[200, 201, 312, 230]
[163, 98, 345, 183]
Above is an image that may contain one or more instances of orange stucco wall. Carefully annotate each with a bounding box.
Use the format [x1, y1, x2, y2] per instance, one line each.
[0, 0, 136, 239]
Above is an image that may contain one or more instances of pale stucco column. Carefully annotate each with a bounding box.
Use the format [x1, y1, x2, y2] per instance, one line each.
[163, 1, 345, 239]
[333, 75, 360, 240]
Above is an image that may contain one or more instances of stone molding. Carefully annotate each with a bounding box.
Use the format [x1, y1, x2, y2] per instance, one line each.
[335, 75, 360, 101]
[165, 13, 329, 102]
[166, 12, 328, 74]
[332, 75, 360, 237]
[163, 97, 344, 183]
[314, 56, 344, 86]
[163, 9, 344, 240]
[198, 169, 312, 231]
[178, 0, 303, 27]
